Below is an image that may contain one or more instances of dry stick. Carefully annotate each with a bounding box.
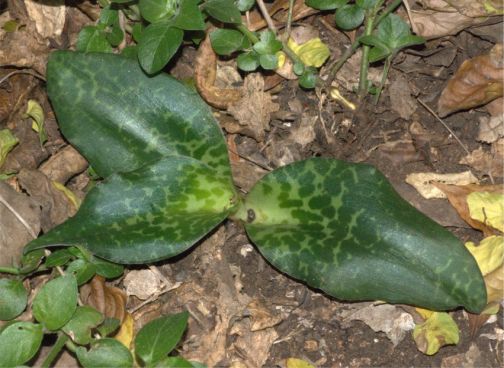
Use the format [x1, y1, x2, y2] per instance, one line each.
[0, 70, 46, 86]
[286, 0, 296, 39]
[418, 99, 471, 155]
[0, 193, 38, 239]
[256, 0, 278, 34]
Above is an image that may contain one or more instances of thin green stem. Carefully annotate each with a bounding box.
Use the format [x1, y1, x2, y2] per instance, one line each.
[236, 24, 260, 44]
[373, 55, 392, 104]
[0, 266, 20, 274]
[282, 42, 304, 66]
[286, 0, 295, 39]
[41, 333, 69, 368]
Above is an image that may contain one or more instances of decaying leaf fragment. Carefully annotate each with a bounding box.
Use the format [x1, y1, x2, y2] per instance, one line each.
[114, 313, 134, 349]
[0, 129, 18, 168]
[438, 43, 504, 117]
[467, 191, 504, 232]
[434, 183, 503, 236]
[405, 171, 479, 199]
[413, 311, 459, 355]
[194, 33, 243, 109]
[80, 275, 127, 323]
[460, 138, 504, 178]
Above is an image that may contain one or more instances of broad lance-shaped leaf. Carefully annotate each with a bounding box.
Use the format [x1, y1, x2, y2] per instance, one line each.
[25, 156, 238, 263]
[239, 158, 487, 312]
[46, 51, 231, 179]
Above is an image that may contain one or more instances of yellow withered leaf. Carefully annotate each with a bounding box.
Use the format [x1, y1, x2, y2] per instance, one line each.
[465, 236, 504, 276]
[286, 358, 316, 368]
[52, 181, 82, 210]
[467, 191, 504, 232]
[415, 307, 434, 320]
[287, 37, 330, 68]
[413, 312, 459, 355]
[115, 312, 135, 349]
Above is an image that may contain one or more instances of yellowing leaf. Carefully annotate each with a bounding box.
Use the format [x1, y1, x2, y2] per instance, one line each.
[286, 358, 315, 368]
[485, 264, 503, 304]
[52, 181, 82, 210]
[25, 99, 47, 145]
[413, 312, 459, 355]
[0, 129, 18, 168]
[415, 307, 434, 320]
[114, 312, 134, 349]
[277, 51, 286, 68]
[287, 37, 330, 68]
[467, 191, 504, 232]
[465, 236, 504, 276]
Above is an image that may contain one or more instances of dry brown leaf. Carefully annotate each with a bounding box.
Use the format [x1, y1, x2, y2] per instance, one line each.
[24, 0, 66, 39]
[433, 183, 503, 236]
[486, 96, 504, 116]
[438, 43, 504, 117]
[477, 115, 504, 143]
[444, 0, 504, 17]
[405, 171, 479, 199]
[80, 275, 127, 323]
[227, 74, 279, 142]
[40, 146, 88, 184]
[17, 169, 76, 231]
[0, 181, 41, 266]
[123, 269, 164, 300]
[246, 299, 283, 332]
[389, 74, 417, 120]
[409, 9, 486, 40]
[246, 0, 318, 32]
[460, 138, 504, 178]
[194, 33, 243, 109]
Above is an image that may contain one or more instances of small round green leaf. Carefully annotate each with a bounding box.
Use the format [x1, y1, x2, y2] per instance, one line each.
[0, 279, 27, 320]
[135, 311, 189, 365]
[236, 0, 255, 12]
[77, 26, 113, 53]
[242, 158, 487, 313]
[138, 24, 183, 74]
[210, 29, 245, 55]
[259, 54, 279, 70]
[0, 322, 43, 367]
[63, 306, 104, 345]
[253, 30, 282, 55]
[203, 0, 242, 24]
[66, 259, 97, 285]
[237, 51, 260, 71]
[172, 0, 206, 30]
[33, 274, 78, 330]
[335, 4, 365, 30]
[299, 67, 318, 89]
[139, 0, 177, 23]
[77, 338, 133, 368]
[356, 0, 377, 9]
[97, 317, 121, 337]
[92, 258, 124, 279]
[305, 0, 347, 10]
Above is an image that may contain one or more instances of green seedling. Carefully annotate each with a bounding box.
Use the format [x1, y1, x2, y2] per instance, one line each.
[0, 245, 195, 367]
[23, 51, 486, 315]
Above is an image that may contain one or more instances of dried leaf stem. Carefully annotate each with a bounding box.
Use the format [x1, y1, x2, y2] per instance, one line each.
[256, 0, 278, 34]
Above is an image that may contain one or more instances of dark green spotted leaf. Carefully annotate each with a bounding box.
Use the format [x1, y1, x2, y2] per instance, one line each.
[138, 23, 183, 74]
[76, 338, 133, 368]
[241, 158, 487, 313]
[44, 51, 232, 179]
[32, 274, 78, 330]
[25, 156, 237, 264]
[0, 322, 43, 367]
[135, 311, 188, 365]
[63, 306, 104, 345]
[0, 279, 27, 320]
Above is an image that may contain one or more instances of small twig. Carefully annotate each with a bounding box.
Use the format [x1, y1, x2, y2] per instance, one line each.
[418, 99, 471, 155]
[286, 0, 295, 39]
[256, 0, 277, 34]
[227, 147, 273, 171]
[0, 70, 46, 86]
[0, 193, 38, 239]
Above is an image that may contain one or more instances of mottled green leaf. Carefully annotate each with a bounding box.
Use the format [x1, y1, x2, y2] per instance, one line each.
[241, 158, 487, 313]
[32, 274, 78, 330]
[63, 306, 104, 345]
[0, 322, 43, 367]
[25, 156, 237, 263]
[76, 338, 133, 368]
[135, 311, 188, 365]
[44, 51, 232, 179]
[0, 279, 27, 320]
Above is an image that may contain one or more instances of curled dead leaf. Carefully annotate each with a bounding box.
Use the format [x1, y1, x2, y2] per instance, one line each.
[438, 43, 504, 117]
[433, 183, 503, 236]
[80, 275, 127, 323]
[460, 138, 504, 178]
[194, 32, 242, 109]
